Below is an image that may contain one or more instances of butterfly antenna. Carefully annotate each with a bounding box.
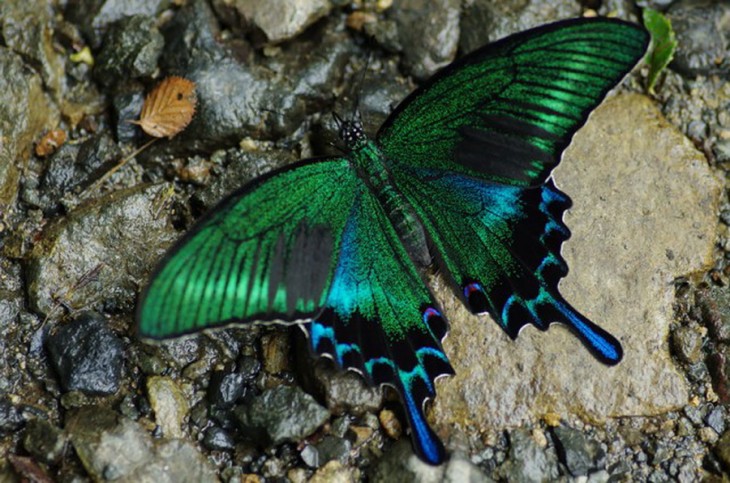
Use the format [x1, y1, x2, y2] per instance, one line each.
[329, 112, 347, 153]
[332, 111, 343, 129]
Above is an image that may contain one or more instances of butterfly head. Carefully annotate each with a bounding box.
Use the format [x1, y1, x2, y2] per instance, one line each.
[332, 112, 367, 150]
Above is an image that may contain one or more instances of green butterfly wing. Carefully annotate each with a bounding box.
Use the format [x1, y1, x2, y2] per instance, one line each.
[137, 158, 357, 337]
[308, 186, 453, 464]
[378, 18, 649, 187]
[137, 156, 454, 463]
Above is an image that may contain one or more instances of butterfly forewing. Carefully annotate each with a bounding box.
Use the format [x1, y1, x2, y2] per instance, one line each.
[377, 18, 650, 187]
[137, 158, 357, 338]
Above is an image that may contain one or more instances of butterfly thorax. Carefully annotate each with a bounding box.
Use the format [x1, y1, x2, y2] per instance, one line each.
[349, 137, 432, 266]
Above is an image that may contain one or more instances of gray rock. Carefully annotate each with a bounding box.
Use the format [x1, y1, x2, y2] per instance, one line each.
[39, 133, 121, 213]
[0, 399, 25, 435]
[112, 82, 146, 143]
[502, 429, 559, 483]
[65, 0, 172, 49]
[646, 440, 673, 466]
[370, 439, 444, 482]
[233, 385, 329, 447]
[459, 0, 581, 54]
[212, 0, 332, 44]
[27, 182, 178, 316]
[22, 418, 67, 465]
[46, 312, 124, 395]
[705, 406, 726, 435]
[552, 425, 605, 476]
[667, 1, 730, 76]
[191, 149, 296, 210]
[312, 360, 383, 416]
[307, 435, 352, 468]
[432, 94, 720, 439]
[155, 1, 355, 155]
[1, 0, 66, 98]
[208, 371, 247, 408]
[0, 47, 58, 209]
[389, 0, 460, 80]
[683, 404, 705, 426]
[95, 15, 164, 87]
[66, 406, 217, 482]
[68, 407, 154, 480]
[202, 426, 235, 451]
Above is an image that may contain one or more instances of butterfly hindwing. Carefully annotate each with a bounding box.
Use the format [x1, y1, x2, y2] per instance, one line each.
[137, 158, 358, 338]
[307, 187, 454, 464]
[391, 165, 622, 363]
[378, 18, 649, 187]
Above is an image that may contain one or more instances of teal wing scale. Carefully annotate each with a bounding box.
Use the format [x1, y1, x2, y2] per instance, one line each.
[308, 187, 453, 464]
[378, 18, 649, 187]
[137, 158, 358, 338]
[392, 167, 621, 363]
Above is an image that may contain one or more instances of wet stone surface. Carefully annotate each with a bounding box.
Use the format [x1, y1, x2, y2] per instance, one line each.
[94, 15, 164, 87]
[233, 385, 330, 447]
[46, 311, 124, 395]
[2, 1, 730, 481]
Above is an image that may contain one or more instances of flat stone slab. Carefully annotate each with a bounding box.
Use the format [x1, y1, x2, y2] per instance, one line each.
[431, 93, 722, 442]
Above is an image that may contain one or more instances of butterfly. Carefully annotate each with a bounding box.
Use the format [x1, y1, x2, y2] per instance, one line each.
[137, 18, 649, 464]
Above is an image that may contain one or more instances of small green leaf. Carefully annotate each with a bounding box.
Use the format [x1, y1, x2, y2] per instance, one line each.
[643, 8, 677, 94]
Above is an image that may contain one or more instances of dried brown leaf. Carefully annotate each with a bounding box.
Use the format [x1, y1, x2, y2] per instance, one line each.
[132, 76, 197, 139]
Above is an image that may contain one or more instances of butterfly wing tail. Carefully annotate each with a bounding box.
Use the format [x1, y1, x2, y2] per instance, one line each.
[310, 306, 453, 465]
[397, 367, 448, 464]
[537, 294, 623, 365]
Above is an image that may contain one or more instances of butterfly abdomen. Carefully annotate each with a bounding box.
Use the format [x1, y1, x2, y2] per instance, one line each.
[351, 140, 431, 266]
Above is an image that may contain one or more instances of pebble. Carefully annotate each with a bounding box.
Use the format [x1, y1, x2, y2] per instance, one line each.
[671, 325, 705, 364]
[233, 385, 329, 446]
[378, 408, 402, 440]
[705, 406, 726, 435]
[208, 370, 247, 408]
[46, 312, 123, 395]
[146, 376, 189, 439]
[203, 426, 236, 452]
[552, 425, 606, 476]
[0, 399, 25, 435]
[504, 429, 559, 481]
[22, 418, 67, 464]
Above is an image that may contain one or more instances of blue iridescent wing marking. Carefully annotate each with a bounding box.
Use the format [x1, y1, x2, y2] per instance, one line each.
[392, 166, 622, 363]
[308, 187, 454, 464]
